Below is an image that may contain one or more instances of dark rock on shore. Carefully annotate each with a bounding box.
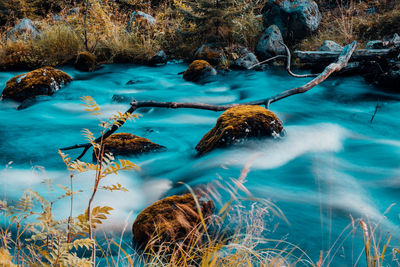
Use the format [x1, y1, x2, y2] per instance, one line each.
[149, 50, 167, 65]
[1, 67, 72, 103]
[365, 33, 400, 50]
[194, 44, 226, 66]
[182, 60, 217, 83]
[231, 47, 259, 70]
[74, 51, 97, 72]
[262, 0, 321, 40]
[256, 25, 286, 60]
[93, 133, 165, 160]
[195, 105, 284, 155]
[132, 193, 215, 250]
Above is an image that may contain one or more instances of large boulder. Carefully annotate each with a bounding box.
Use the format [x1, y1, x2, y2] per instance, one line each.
[256, 25, 286, 60]
[182, 60, 217, 83]
[319, 40, 343, 51]
[196, 105, 284, 155]
[74, 51, 96, 72]
[1, 67, 71, 102]
[132, 193, 215, 250]
[93, 133, 165, 160]
[231, 47, 259, 70]
[262, 0, 321, 40]
[194, 44, 226, 67]
[127, 11, 155, 31]
[6, 18, 41, 40]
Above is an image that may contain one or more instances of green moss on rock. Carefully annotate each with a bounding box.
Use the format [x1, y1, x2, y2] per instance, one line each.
[74, 51, 96, 72]
[195, 105, 284, 155]
[132, 193, 215, 250]
[1, 66, 72, 102]
[94, 133, 165, 160]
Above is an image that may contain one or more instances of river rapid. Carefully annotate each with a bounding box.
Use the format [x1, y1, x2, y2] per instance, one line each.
[0, 63, 399, 265]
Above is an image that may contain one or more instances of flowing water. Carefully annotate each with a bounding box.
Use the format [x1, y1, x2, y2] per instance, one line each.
[0, 63, 399, 265]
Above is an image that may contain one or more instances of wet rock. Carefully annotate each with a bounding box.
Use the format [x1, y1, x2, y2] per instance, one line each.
[6, 18, 41, 40]
[366, 34, 400, 50]
[231, 47, 259, 70]
[149, 50, 167, 65]
[112, 94, 135, 103]
[1, 67, 72, 103]
[132, 193, 215, 250]
[319, 40, 343, 52]
[262, 0, 321, 40]
[256, 25, 286, 60]
[127, 11, 155, 31]
[182, 60, 217, 83]
[74, 51, 96, 72]
[93, 133, 165, 160]
[195, 105, 284, 155]
[194, 44, 226, 66]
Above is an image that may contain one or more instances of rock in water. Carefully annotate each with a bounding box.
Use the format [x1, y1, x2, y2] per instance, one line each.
[256, 25, 286, 60]
[262, 0, 321, 40]
[6, 18, 41, 40]
[93, 133, 165, 160]
[1, 67, 72, 102]
[132, 193, 215, 250]
[319, 40, 343, 52]
[74, 51, 97, 72]
[195, 105, 284, 155]
[182, 60, 217, 83]
[149, 50, 167, 65]
[194, 44, 226, 66]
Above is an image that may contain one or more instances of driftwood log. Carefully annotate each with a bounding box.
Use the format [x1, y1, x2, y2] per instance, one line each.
[294, 46, 399, 63]
[61, 41, 358, 160]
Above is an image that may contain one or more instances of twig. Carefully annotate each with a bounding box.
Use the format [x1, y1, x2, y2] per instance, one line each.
[60, 41, 357, 160]
[248, 55, 287, 70]
[281, 42, 319, 78]
[370, 101, 381, 124]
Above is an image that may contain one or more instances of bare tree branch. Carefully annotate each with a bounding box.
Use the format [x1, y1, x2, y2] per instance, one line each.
[281, 42, 319, 78]
[60, 41, 357, 160]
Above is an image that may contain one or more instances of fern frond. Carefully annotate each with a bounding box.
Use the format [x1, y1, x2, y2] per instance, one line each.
[101, 183, 128, 192]
[102, 159, 139, 176]
[80, 96, 101, 116]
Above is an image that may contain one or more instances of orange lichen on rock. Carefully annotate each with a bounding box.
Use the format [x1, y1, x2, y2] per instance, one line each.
[182, 60, 217, 82]
[1, 66, 72, 102]
[132, 193, 215, 250]
[94, 133, 165, 160]
[196, 105, 284, 155]
[74, 51, 96, 72]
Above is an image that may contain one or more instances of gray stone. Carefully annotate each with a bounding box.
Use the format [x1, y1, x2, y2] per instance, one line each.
[6, 18, 41, 40]
[262, 0, 321, 40]
[319, 40, 343, 51]
[255, 25, 286, 60]
[194, 44, 226, 66]
[231, 47, 259, 70]
[150, 50, 167, 65]
[127, 11, 155, 31]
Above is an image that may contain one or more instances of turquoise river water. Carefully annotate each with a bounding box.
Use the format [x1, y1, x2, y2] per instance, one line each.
[0, 63, 399, 266]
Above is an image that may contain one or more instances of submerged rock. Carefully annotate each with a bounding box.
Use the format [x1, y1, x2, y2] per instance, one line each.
[319, 40, 343, 52]
[262, 0, 321, 40]
[127, 11, 155, 31]
[1, 67, 72, 103]
[93, 133, 165, 160]
[195, 105, 284, 155]
[256, 25, 286, 60]
[182, 60, 217, 83]
[194, 44, 226, 66]
[74, 51, 97, 72]
[231, 47, 259, 70]
[132, 193, 215, 250]
[6, 18, 41, 40]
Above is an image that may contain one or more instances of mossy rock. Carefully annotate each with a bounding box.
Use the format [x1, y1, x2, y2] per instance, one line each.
[93, 133, 165, 160]
[74, 51, 96, 72]
[183, 60, 217, 83]
[132, 193, 215, 250]
[1, 67, 72, 102]
[194, 44, 226, 66]
[195, 105, 284, 155]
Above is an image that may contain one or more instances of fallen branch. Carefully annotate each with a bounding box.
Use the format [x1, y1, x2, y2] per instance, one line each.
[282, 42, 319, 78]
[294, 46, 398, 63]
[61, 41, 357, 160]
